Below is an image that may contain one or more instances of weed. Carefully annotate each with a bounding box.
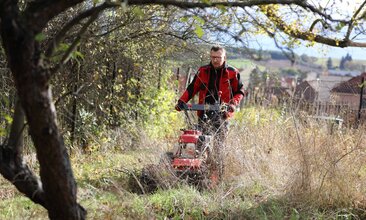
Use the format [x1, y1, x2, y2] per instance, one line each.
[2, 107, 366, 219]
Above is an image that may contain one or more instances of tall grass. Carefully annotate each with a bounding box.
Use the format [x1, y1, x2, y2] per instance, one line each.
[1, 106, 366, 219]
[225, 106, 366, 210]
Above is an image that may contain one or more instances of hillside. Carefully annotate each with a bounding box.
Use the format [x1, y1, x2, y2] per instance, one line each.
[228, 47, 364, 74]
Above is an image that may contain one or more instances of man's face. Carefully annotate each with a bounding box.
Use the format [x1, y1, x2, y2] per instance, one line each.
[210, 49, 226, 68]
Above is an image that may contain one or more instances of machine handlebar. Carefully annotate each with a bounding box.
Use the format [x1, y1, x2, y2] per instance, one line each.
[181, 103, 228, 112]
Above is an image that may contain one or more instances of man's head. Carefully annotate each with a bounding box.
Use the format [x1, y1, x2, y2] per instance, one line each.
[210, 45, 226, 68]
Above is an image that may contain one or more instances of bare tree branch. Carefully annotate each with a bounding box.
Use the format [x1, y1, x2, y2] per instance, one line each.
[25, 0, 85, 32]
[344, 0, 366, 41]
[0, 100, 46, 208]
[46, 1, 120, 58]
[262, 5, 366, 48]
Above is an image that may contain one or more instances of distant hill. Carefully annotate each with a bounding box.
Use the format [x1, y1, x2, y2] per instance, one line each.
[226, 46, 364, 74]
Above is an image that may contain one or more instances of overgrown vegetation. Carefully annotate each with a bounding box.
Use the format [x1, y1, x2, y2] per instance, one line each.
[1, 106, 366, 219]
[2, 1, 366, 218]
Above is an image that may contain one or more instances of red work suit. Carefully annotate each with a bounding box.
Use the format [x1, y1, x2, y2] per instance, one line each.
[178, 62, 246, 118]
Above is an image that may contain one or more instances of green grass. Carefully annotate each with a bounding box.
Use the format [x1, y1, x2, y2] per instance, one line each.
[1, 148, 365, 219]
[0, 195, 47, 219]
[228, 58, 255, 69]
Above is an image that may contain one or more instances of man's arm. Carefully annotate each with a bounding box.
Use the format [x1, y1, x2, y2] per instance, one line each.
[178, 72, 201, 103]
[230, 71, 246, 106]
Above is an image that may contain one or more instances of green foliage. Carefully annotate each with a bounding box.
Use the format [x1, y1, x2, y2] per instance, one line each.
[144, 87, 183, 138]
[234, 106, 284, 127]
[194, 24, 205, 38]
[227, 58, 254, 69]
[0, 112, 12, 137]
[0, 69, 14, 140]
[49, 4, 200, 148]
[132, 7, 144, 19]
[0, 94, 12, 137]
[335, 22, 346, 31]
[75, 108, 105, 146]
[34, 33, 46, 42]
[0, 195, 47, 219]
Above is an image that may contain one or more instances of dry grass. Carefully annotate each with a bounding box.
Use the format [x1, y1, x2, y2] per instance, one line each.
[1, 106, 366, 219]
[225, 106, 366, 210]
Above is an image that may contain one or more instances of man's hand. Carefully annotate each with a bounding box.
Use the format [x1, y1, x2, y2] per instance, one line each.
[175, 100, 187, 111]
[223, 104, 236, 119]
[227, 104, 236, 113]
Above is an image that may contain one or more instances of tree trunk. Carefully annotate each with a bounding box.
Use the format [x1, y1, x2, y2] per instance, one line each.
[0, 100, 46, 207]
[0, 2, 86, 219]
[8, 99, 25, 164]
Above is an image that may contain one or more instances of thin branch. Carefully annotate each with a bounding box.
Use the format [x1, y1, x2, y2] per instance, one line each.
[93, 15, 157, 38]
[128, 0, 345, 23]
[294, 1, 347, 23]
[344, 0, 366, 41]
[309, 18, 329, 32]
[50, 10, 102, 75]
[244, 8, 295, 61]
[117, 168, 146, 194]
[0, 100, 46, 208]
[60, 14, 97, 64]
[25, 0, 85, 32]
[129, 0, 310, 9]
[54, 85, 85, 106]
[262, 5, 366, 48]
[46, 2, 120, 58]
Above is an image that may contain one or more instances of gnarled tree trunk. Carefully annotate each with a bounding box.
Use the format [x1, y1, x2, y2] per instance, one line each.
[0, 0, 86, 219]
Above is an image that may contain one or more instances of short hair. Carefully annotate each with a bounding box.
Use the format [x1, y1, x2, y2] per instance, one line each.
[210, 45, 226, 54]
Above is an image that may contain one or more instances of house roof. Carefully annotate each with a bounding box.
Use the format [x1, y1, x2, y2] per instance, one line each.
[296, 75, 352, 101]
[331, 72, 366, 94]
[266, 86, 291, 97]
[294, 80, 316, 102]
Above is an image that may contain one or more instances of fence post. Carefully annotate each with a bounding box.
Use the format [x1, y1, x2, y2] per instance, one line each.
[357, 76, 365, 127]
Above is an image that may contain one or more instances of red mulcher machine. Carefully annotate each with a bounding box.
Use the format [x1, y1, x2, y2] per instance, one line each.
[140, 103, 226, 192]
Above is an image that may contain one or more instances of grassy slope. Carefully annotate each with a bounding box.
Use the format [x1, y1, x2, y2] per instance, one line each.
[1, 107, 366, 219]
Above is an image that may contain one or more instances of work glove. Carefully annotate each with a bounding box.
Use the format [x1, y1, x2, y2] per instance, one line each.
[175, 100, 187, 111]
[223, 104, 236, 119]
[227, 104, 236, 113]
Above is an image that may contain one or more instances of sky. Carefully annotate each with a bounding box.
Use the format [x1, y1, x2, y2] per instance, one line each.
[254, 0, 366, 61]
[297, 0, 366, 60]
[257, 37, 366, 60]
[295, 44, 366, 60]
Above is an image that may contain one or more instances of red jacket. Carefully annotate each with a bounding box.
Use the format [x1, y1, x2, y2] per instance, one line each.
[179, 62, 246, 118]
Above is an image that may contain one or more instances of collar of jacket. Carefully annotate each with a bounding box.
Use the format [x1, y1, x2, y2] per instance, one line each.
[209, 61, 228, 70]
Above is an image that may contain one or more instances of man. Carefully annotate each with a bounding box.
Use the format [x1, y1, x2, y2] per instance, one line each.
[175, 45, 246, 184]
